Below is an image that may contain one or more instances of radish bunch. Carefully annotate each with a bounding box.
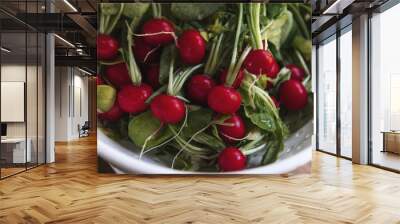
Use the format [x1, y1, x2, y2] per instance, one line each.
[97, 3, 313, 172]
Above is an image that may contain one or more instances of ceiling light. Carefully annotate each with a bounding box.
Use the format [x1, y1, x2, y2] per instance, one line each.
[322, 0, 355, 15]
[323, 0, 342, 14]
[63, 0, 78, 12]
[78, 67, 93, 76]
[1, 47, 11, 53]
[54, 34, 75, 48]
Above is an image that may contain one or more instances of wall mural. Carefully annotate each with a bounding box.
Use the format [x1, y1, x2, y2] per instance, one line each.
[97, 3, 313, 174]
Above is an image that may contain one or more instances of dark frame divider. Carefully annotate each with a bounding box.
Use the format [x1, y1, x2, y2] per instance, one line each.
[315, 44, 319, 151]
[367, 10, 373, 165]
[336, 27, 341, 157]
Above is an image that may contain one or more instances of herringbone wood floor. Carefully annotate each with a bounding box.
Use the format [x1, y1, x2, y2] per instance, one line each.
[1, 135, 400, 224]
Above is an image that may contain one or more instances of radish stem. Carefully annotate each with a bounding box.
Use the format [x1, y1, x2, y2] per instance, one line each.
[225, 3, 243, 87]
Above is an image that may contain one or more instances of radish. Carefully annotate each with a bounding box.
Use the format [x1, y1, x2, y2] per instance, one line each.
[269, 61, 280, 79]
[279, 79, 308, 110]
[217, 114, 246, 143]
[98, 102, 124, 122]
[150, 94, 186, 124]
[219, 68, 244, 89]
[106, 63, 131, 88]
[286, 64, 305, 81]
[144, 64, 161, 89]
[133, 37, 160, 64]
[218, 147, 246, 171]
[244, 3, 280, 80]
[141, 18, 175, 46]
[97, 34, 119, 60]
[186, 74, 216, 105]
[178, 29, 206, 65]
[96, 74, 104, 85]
[243, 49, 279, 78]
[208, 85, 241, 114]
[208, 5, 244, 114]
[118, 84, 153, 114]
[150, 62, 202, 124]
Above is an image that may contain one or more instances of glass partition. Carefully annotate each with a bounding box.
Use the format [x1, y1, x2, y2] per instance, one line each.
[317, 35, 337, 155]
[0, 1, 46, 179]
[1, 31, 28, 177]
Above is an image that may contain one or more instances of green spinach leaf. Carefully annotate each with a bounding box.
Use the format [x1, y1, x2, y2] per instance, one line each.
[159, 44, 176, 85]
[171, 3, 225, 21]
[128, 111, 173, 148]
[265, 9, 294, 49]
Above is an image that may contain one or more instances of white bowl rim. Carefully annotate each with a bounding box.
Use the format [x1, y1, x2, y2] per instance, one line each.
[98, 130, 312, 174]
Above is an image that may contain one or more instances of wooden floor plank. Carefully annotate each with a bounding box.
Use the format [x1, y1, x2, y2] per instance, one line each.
[0, 135, 400, 224]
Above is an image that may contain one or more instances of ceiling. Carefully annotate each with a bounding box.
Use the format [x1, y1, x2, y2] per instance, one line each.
[0, 0, 394, 71]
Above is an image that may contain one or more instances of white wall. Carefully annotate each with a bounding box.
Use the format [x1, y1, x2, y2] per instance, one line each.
[1, 64, 46, 164]
[54, 66, 89, 141]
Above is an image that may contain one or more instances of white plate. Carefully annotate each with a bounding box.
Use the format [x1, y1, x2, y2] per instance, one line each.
[98, 121, 313, 174]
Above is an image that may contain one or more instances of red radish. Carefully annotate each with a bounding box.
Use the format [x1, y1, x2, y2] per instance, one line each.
[97, 34, 119, 60]
[208, 85, 241, 114]
[141, 18, 175, 46]
[150, 94, 186, 124]
[218, 147, 246, 171]
[178, 29, 206, 65]
[217, 114, 246, 143]
[270, 96, 280, 109]
[244, 49, 279, 78]
[219, 69, 244, 89]
[269, 61, 280, 79]
[106, 63, 131, 88]
[144, 65, 161, 89]
[186, 74, 216, 105]
[133, 37, 160, 64]
[98, 102, 124, 122]
[96, 75, 104, 85]
[286, 64, 305, 81]
[118, 84, 153, 114]
[279, 79, 308, 110]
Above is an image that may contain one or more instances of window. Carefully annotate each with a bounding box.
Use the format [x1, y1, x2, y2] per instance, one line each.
[339, 27, 352, 158]
[317, 35, 337, 154]
[370, 3, 400, 171]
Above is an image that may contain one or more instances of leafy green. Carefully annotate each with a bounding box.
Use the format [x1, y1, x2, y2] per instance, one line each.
[262, 138, 283, 164]
[178, 107, 225, 150]
[292, 35, 312, 61]
[122, 3, 150, 31]
[100, 3, 124, 34]
[170, 3, 225, 21]
[240, 72, 288, 165]
[266, 4, 286, 19]
[128, 111, 173, 149]
[272, 67, 291, 91]
[121, 21, 142, 85]
[264, 9, 294, 49]
[101, 3, 121, 16]
[159, 45, 176, 85]
[193, 132, 225, 150]
[180, 107, 213, 138]
[242, 91, 278, 132]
